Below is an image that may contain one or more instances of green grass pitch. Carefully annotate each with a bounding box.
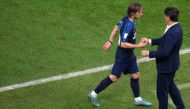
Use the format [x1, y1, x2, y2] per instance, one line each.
[0, 0, 190, 109]
[0, 54, 190, 109]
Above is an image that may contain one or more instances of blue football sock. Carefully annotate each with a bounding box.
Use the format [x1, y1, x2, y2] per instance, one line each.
[94, 76, 113, 94]
[130, 78, 140, 98]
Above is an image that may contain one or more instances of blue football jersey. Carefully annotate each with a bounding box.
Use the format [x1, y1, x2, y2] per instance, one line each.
[115, 16, 137, 63]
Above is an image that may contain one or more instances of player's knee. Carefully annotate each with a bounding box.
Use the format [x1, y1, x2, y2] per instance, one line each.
[109, 74, 119, 82]
[131, 72, 140, 79]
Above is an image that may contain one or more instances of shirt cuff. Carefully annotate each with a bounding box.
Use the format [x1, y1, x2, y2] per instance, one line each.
[149, 39, 152, 45]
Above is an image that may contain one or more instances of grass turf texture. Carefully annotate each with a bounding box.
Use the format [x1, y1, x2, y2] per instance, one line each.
[0, 0, 190, 86]
[0, 53, 190, 109]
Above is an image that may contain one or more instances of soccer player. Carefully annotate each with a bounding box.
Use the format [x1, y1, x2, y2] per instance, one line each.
[88, 3, 152, 107]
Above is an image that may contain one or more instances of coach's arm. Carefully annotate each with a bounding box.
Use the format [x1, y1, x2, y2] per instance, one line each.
[150, 37, 162, 45]
[149, 33, 177, 58]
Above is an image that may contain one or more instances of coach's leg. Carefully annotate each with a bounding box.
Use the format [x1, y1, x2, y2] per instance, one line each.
[131, 72, 140, 98]
[169, 74, 185, 109]
[157, 73, 170, 109]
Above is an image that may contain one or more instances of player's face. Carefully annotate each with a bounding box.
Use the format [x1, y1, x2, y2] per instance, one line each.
[134, 8, 143, 19]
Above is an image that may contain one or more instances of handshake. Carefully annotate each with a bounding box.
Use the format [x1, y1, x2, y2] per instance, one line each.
[103, 37, 151, 57]
[137, 37, 149, 48]
[138, 37, 150, 57]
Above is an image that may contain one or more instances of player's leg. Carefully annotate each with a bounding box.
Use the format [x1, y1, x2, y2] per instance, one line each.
[128, 59, 152, 106]
[88, 63, 123, 107]
[93, 74, 118, 95]
[130, 72, 151, 106]
[88, 74, 117, 107]
[130, 72, 141, 100]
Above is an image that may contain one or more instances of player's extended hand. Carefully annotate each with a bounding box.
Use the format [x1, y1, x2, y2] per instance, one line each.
[140, 37, 149, 45]
[103, 41, 112, 51]
[141, 50, 149, 57]
[137, 41, 147, 48]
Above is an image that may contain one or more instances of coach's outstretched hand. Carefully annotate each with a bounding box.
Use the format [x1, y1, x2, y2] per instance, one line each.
[141, 50, 149, 57]
[103, 41, 112, 51]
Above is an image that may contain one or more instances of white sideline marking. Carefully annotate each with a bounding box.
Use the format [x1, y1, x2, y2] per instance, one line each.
[0, 48, 190, 92]
[152, 83, 190, 108]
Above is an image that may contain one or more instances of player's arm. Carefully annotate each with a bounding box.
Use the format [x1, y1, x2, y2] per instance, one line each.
[103, 19, 124, 51]
[103, 25, 119, 51]
[141, 37, 162, 46]
[120, 41, 145, 48]
[108, 19, 125, 42]
[108, 25, 120, 42]
[120, 23, 146, 49]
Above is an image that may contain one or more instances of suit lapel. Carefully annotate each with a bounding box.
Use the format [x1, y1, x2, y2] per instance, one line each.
[164, 24, 179, 35]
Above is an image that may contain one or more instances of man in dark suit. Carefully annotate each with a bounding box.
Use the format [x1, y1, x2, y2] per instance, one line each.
[141, 7, 186, 109]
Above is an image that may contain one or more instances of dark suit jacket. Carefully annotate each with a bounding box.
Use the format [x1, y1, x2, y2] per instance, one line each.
[149, 23, 183, 74]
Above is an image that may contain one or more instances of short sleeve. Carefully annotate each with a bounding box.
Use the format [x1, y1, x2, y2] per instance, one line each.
[120, 23, 133, 42]
[117, 20, 123, 29]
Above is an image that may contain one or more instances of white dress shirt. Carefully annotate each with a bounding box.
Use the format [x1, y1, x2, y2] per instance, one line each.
[149, 22, 178, 45]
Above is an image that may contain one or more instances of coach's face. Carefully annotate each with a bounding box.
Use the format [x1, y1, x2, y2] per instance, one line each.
[134, 8, 143, 19]
[164, 15, 170, 23]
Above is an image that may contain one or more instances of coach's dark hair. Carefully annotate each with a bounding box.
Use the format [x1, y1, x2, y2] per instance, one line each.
[127, 3, 142, 17]
[164, 7, 179, 22]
